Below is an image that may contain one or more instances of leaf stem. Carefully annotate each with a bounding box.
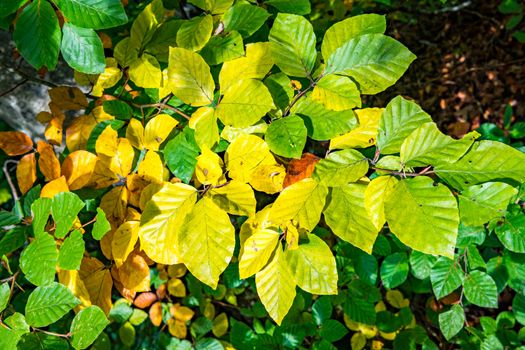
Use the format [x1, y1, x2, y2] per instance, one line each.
[32, 327, 71, 338]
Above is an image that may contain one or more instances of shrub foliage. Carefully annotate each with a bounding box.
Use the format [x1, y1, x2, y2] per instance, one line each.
[1, 0, 525, 349]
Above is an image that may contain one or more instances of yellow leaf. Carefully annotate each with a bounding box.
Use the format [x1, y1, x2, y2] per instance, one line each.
[139, 182, 197, 264]
[48, 86, 88, 110]
[351, 333, 367, 350]
[206, 180, 256, 216]
[364, 176, 398, 231]
[385, 290, 410, 309]
[96, 126, 118, 158]
[225, 134, 275, 183]
[109, 138, 135, 178]
[91, 105, 116, 123]
[195, 147, 223, 185]
[144, 114, 178, 151]
[167, 278, 186, 297]
[139, 182, 164, 211]
[92, 64, 123, 97]
[172, 304, 194, 322]
[16, 153, 37, 195]
[219, 42, 274, 92]
[168, 264, 187, 278]
[61, 150, 98, 190]
[138, 150, 164, 183]
[268, 178, 328, 231]
[249, 163, 286, 194]
[189, 107, 219, 150]
[285, 223, 299, 250]
[90, 158, 119, 189]
[158, 69, 171, 100]
[255, 247, 296, 325]
[178, 197, 235, 289]
[220, 122, 268, 143]
[79, 257, 113, 314]
[126, 118, 145, 149]
[44, 104, 65, 146]
[203, 300, 215, 320]
[127, 174, 153, 208]
[0, 131, 33, 156]
[37, 141, 61, 181]
[168, 318, 187, 339]
[100, 186, 129, 230]
[58, 269, 92, 311]
[239, 228, 280, 279]
[117, 251, 151, 292]
[40, 176, 69, 198]
[212, 312, 229, 337]
[167, 47, 215, 107]
[330, 108, 384, 150]
[128, 54, 162, 88]
[66, 115, 98, 152]
[112, 221, 140, 267]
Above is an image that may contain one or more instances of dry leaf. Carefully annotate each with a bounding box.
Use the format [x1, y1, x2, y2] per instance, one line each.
[16, 153, 37, 195]
[61, 150, 98, 190]
[283, 153, 319, 188]
[37, 141, 61, 181]
[49, 86, 88, 110]
[0, 131, 33, 156]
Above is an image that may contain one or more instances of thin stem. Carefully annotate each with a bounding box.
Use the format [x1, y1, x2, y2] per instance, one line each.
[2, 160, 20, 202]
[133, 102, 191, 121]
[283, 75, 323, 116]
[370, 166, 435, 177]
[32, 328, 71, 338]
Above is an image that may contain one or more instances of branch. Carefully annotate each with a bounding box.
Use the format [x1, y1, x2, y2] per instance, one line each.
[284, 78, 319, 116]
[2, 160, 19, 202]
[0, 79, 28, 98]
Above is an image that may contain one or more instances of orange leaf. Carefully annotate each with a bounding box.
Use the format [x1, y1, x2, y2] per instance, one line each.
[149, 301, 163, 326]
[49, 86, 88, 111]
[117, 250, 151, 292]
[16, 153, 37, 195]
[40, 176, 69, 198]
[134, 292, 157, 309]
[283, 153, 320, 188]
[61, 150, 97, 190]
[66, 115, 98, 152]
[0, 131, 33, 156]
[37, 141, 61, 181]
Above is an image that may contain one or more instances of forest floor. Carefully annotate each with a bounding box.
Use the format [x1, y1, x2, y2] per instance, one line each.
[367, 0, 525, 137]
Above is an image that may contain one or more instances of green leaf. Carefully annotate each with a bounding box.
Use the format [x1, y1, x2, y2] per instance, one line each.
[321, 14, 386, 60]
[52, 192, 85, 239]
[400, 122, 479, 167]
[438, 304, 465, 340]
[216, 79, 274, 128]
[129, 0, 164, 50]
[102, 100, 133, 120]
[188, 0, 233, 14]
[463, 270, 498, 308]
[377, 96, 432, 154]
[265, 116, 307, 159]
[466, 245, 486, 270]
[311, 75, 361, 111]
[312, 297, 332, 326]
[178, 198, 236, 289]
[265, 0, 311, 15]
[70, 306, 109, 350]
[292, 97, 357, 140]
[325, 34, 416, 94]
[409, 251, 437, 280]
[0, 0, 27, 17]
[320, 319, 348, 342]
[324, 183, 380, 254]
[195, 338, 224, 350]
[430, 257, 464, 299]
[31, 197, 52, 238]
[128, 54, 162, 88]
[0, 282, 10, 313]
[496, 214, 525, 253]
[314, 149, 369, 187]
[61, 23, 105, 74]
[255, 248, 296, 325]
[176, 15, 213, 52]
[0, 326, 20, 349]
[13, 0, 61, 70]
[459, 182, 517, 227]
[512, 293, 525, 325]
[20, 233, 57, 286]
[344, 296, 376, 325]
[109, 302, 133, 323]
[384, 177, 459, 259]
[114, 37, 139, 68]
[92, 208, 111, 240]
[25, 282, 80, 327]
[167, 47, 215, 106]
[264, 73, 294, 112]
[164, 127, 200, 184]
[435, 140, 525, 190]
[284, 234, 338, 295]
[54, 0, 128, 29]
[58, 230, 85, 270]
[0, 226, 27, 257]
[200, 31, 245, 66]
[380, 252, 409, 289]
[222, 4, 269, 38]
[269, 13, 316, 78]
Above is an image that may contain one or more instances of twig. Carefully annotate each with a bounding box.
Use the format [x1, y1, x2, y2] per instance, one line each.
[0, 79, 28, 98]
[370, 166, 435, 178]
[133, 102, 191, 121]
[32, 328, 71, 338]
[284, 78, 319, 116]
[2, 160, 19, 202]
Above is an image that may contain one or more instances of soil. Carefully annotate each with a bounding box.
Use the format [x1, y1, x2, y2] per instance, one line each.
[366, 0, 525, 137]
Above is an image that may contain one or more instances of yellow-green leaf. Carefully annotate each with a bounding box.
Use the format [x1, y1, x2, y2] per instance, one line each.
[329, 108, 383, 150]
[206, 180, 256, 216]
[128, 54, 162, 88]
[176, 15, 213, 52]
[178, 197, 235, 289]
[364, 176, 398, 230]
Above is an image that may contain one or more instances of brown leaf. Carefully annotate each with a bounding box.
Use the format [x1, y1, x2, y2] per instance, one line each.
[37, 141, 61, 182]
[16, 153, 37, 195]
[283, 153, 319, 188]
[0, 131, 33, 156]
[49, 86, 88, 111]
